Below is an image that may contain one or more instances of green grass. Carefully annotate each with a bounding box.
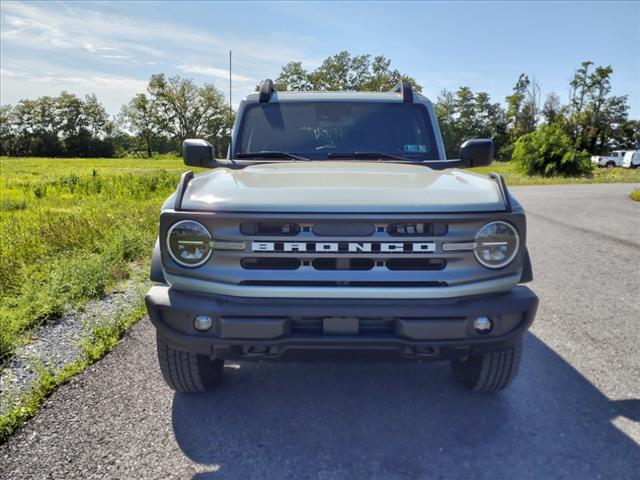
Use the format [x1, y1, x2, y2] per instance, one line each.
[470, 161, 640, 185]
[0, 156, 195, 363]
[630, 189, 640, 201]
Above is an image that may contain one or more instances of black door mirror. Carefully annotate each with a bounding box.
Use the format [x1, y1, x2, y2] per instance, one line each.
[459, 139, 493, 167]
[183, 139, 217, 168]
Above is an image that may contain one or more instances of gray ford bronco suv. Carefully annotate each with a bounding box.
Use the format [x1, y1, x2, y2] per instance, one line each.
[146, 80, 537, 393]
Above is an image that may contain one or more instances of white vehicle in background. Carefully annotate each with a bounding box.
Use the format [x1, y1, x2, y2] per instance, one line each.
[622, 150, 640, 168]
[591, 150, 629, 168]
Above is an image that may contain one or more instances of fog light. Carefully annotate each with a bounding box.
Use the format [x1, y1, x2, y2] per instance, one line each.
[194, 315, 212, 331]
[474, 316, 493, 334]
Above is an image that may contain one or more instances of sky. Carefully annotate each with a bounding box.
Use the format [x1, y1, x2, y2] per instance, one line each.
[1, 0, 639, 117]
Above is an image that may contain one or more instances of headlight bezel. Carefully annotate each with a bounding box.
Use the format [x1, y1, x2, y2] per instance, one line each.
[166, 219, 213, 268]
[473, 220, 520, 269]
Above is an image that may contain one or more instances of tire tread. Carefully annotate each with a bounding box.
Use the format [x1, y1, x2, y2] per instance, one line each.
[451, 340, 523, 393]
[156, 334, 222, 392]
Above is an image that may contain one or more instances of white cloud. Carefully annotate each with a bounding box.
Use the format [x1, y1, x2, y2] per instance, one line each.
[177, 65, 253, 82]
[0, 1, 306, 65]
[101, 54, 132, 60]
[0, 1, 312, 113]
[1, 66, 148, 114]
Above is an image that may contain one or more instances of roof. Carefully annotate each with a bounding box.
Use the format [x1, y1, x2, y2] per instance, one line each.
[243, 90, 431, 104]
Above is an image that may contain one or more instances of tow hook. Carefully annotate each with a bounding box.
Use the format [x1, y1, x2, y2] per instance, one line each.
[407, 346, 439, 357]
[242, 345, 277, 357]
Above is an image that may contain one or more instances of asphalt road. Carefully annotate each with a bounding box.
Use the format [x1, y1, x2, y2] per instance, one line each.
[2, 183, 639, 480]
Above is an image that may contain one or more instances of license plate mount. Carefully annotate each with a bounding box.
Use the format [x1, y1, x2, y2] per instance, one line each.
[323, 317, 359, 335]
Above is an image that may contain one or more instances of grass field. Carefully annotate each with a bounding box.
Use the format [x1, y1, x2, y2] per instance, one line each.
[1, 156, 638, 363]
[0, 156, 204, 363]
[471, 161, 640, 185]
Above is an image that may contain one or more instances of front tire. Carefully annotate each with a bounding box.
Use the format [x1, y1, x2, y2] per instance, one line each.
[450, 340, 522, 393]
[156, 334, 224, 392]
[606, 161, 616, 168]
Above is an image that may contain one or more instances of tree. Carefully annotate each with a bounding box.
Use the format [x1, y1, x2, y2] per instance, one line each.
[274, 62, 312, 91]
[0, 105, 15, 155]
[505, 74, 539, 146]
[119, 94, 157, 157]
[11, 97, 63, 156]
[609, 119, 640, 150]
[569, 61, 593, 121]
[56, 91, 88, 140]
[271, 51, 421, 92]
[435, 87, 507, 159]
[2, 92, 115, 157]
[566, 61, 630, 154]
[434, 90, 457, 158]
[147, 74, 231, 155]
[512, 123, 592, 177]
[83, 94, 109, 137]
[542, 92, 562, 124]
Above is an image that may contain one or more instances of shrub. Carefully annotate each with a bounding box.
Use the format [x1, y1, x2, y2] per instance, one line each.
[512, 123, 593, 177]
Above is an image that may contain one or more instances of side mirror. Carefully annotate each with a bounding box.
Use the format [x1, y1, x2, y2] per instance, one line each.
[459, 139, 493, 167]
[183, 139, 216, 168]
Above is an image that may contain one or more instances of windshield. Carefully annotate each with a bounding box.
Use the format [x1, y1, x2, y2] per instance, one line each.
[235, 101, 440, 161]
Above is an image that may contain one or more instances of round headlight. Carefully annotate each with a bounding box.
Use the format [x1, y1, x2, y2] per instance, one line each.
[167, 220, 212, 268]
[474, 221, 520, 269]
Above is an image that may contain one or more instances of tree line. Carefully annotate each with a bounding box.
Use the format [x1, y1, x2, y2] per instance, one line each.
[434, 62, 638, 162]
[1, 52, 638, 176]
[0, 73, 233, 159]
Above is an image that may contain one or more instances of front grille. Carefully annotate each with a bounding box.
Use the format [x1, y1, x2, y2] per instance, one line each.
[240, 222, 300, 236]
[240, 280, 448, 287]
[312, 223, 375, 236]
[312, 258, 374, 271]
[240, 257, 447, 271]
[182, 214, 500, 289]
[387, 222, 448, 236]
[241, 258, 301, 270]
[386, 258, 446, 271]
[230, 219, 457, 286]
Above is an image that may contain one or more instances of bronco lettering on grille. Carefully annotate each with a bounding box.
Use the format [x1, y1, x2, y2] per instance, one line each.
[251, 242, 436, 253]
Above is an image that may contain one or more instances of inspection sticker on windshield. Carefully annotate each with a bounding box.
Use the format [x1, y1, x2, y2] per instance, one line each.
[404, 144, 427, 153]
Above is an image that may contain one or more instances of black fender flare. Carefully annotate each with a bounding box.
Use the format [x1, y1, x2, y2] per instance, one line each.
[520, 247, 533, 283]
[150, 238, 166, 284]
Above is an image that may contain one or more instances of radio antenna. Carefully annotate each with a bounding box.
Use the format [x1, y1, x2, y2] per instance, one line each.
[229, 50, 233, 161]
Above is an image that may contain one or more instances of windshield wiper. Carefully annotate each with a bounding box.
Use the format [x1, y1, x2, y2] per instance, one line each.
[236, 151, 310, 161]
[327, 151, 416, 161]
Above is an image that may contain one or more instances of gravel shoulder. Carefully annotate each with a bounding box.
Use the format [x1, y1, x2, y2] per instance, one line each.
[0, 279, 147, 417]
[1, 183, 639, 479]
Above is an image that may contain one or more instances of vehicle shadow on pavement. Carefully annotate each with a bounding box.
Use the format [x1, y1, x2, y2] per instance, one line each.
[172, 333, 640, 480]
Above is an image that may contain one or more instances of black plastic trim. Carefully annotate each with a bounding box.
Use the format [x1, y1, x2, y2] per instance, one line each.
[390, 79, 414, 103]
[520, 247, 533, 283]
[150, 238, 166, 283]
[259, 79, 276, 103]
[489, 172, 512, 212]
[174, 170, 194, 211]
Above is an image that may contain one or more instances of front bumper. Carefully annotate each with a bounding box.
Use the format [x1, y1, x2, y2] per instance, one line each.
[145, 285, 538, 358]
[146, 285, 538, 361]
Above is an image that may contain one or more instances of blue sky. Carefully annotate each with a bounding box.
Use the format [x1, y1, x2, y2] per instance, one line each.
[1, 0, 639, 117]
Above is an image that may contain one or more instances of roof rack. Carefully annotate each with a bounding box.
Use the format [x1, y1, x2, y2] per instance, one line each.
[259, 79, 276, 103]
[390, 79, 414, 103]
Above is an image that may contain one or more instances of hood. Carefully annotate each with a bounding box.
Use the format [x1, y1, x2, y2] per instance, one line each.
[179, 161, 505, 213]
